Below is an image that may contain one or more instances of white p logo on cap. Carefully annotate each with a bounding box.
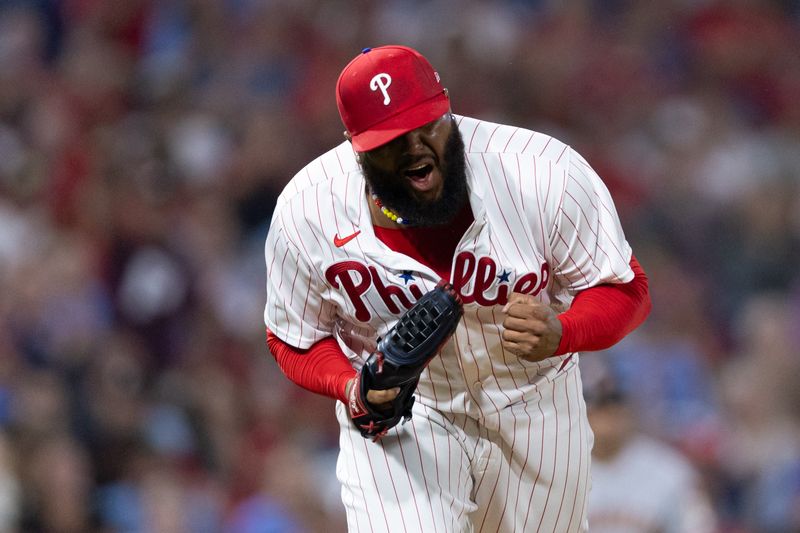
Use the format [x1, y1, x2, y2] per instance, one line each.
[370, 73, 392, 105]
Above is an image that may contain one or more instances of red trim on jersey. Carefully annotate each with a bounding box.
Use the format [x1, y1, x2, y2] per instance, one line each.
[372, 204, 473, 281]
[554, 255, 651, 355]
[266, 330, 356, 403]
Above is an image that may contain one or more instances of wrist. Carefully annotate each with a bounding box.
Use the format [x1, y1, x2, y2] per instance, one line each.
[343, 376, 356, 401]
[554, 314, 572, 355]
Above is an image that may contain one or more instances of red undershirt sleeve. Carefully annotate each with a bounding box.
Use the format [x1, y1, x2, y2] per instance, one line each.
[266, 330, 357, 404]
[554, 255, 651, 355]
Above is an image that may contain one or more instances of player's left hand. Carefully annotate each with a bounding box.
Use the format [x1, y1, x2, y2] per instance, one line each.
[501, 292, 562, 362]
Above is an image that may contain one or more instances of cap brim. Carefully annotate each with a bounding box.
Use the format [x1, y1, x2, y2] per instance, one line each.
[350, 91, 450, 152]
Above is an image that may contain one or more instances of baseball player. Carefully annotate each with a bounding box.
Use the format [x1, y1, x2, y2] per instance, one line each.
[264, 45, 651, 532]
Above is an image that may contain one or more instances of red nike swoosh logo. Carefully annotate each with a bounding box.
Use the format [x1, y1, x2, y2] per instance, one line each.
[334, 230, 361, 247]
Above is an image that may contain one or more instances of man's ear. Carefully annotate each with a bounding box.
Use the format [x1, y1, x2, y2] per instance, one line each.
[344, 132, 362, 163]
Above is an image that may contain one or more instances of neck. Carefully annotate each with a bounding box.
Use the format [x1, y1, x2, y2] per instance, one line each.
[366, 187, 408, 229]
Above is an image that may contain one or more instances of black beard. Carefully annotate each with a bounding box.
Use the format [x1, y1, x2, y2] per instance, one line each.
[362, 124, 469, 227]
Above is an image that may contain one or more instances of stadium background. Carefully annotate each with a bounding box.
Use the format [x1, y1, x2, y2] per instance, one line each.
[0, 0, 798, 531]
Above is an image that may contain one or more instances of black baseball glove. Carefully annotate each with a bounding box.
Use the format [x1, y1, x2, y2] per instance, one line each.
[347, 281, 463, 441]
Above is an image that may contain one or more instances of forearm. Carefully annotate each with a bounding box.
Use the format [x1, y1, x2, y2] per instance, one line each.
[555, 255, 651, 355]
[266, 330, 356, 403]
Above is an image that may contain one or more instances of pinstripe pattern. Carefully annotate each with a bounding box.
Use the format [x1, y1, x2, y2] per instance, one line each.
[334, 361, 590, 532]
[265, 115, 632, 531]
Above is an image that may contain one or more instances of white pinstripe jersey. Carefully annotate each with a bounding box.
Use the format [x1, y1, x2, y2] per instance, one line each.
[264, 115, 633, 426]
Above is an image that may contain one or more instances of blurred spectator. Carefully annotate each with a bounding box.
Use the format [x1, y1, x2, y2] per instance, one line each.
[22, 434, 93, 532]
[715, 292, 800, 532]
[583, 355, 717, 533]
[0, 0, 797, 531]
[0, 431, 20, 532]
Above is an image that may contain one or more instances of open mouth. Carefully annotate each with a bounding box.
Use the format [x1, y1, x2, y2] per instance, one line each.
[403, 162, 437, 193]
[404, 163, 434, 180]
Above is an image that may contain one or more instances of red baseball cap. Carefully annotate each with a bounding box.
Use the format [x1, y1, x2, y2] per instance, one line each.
[336, 45, 450, 152]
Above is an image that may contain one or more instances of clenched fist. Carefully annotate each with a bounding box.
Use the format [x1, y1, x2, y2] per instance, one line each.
[501, 292, 563, 362]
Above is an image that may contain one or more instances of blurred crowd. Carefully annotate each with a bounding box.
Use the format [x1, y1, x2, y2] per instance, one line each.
[0, 0, 798, 532]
